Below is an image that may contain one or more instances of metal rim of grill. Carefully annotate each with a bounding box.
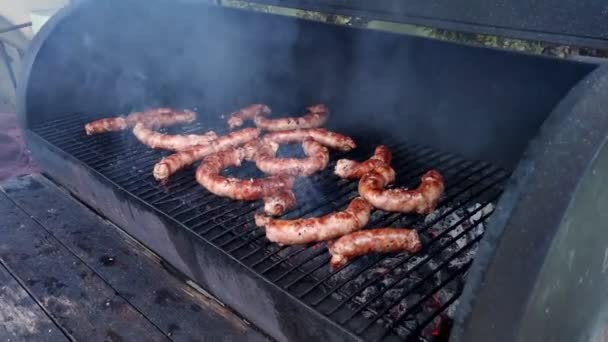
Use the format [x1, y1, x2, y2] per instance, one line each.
[32, 112, 510, 341]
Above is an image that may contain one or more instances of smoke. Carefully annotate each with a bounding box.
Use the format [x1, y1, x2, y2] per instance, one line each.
[28, 0, 592, 168]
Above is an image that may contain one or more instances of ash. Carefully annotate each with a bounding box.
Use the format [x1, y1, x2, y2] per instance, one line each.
[325, 202, 495, 340]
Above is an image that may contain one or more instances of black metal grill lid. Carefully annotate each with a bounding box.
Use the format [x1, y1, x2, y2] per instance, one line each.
[248, 0, 608, 48]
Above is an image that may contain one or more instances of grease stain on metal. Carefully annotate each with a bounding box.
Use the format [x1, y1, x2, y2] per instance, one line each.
[567, 249, 575, 271]
[99, 255, 116, 266]
[602, 247, 608, 274]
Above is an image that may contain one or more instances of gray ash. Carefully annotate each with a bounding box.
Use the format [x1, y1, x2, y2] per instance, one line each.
[323, 202, 495, 340]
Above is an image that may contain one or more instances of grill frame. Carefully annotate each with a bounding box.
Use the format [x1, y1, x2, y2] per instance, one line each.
[28, 113, 509, 341]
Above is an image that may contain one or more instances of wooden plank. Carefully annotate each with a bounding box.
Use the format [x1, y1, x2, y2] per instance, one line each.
[0, 190, 171, 342]
[1, 175, 268, 342]
[0, 263, 69, 342]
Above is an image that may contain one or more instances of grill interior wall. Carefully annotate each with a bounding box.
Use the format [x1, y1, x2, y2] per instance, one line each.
[22, 0, 594, 170]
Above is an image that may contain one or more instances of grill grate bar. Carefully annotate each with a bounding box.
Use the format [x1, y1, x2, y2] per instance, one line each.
[284, 255, 331, 290]
[273, 249, 329, 283]
[244, 161, 501, 293]
[312, 194, 496, 310]
[204, 146, 419, 244]
[219, 147, 462, 256]
[348, 232, 484, 329]
[301, 168, 503, 304]
[372, 167, 507, 233]
[255, 246, 307, 272]
[331, 209, 492, 320]
[245, 155, 473, 266]
[152, 169, 253, 211]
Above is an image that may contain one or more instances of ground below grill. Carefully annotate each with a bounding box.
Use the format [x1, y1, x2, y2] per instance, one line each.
[31, 112, 510, 341]
[0, 174, 267, 342]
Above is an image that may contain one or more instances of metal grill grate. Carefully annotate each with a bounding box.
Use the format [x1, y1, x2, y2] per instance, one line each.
[31, 112, 510, 341]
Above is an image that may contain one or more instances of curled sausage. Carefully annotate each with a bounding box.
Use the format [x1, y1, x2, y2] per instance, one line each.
[254, 104, 329, 131]
[195, 146, 296, 216]
[328, 228, 422, 268]
[255, 138, 330, 176]
[254, 197, 373, 245]
[335, 145, 392, 180]
[263, 128, 356, 152]
[227, 104, 272, 129]
[152, 128, 260, 181]
[359, 168, 444, 214]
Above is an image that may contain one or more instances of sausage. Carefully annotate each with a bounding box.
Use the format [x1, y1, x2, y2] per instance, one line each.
[84, 117, 128, 135]
[124, 107, 174, 125]
[84, 108, 195, 135]
[263, 128, 356, 152]
[131, 109, 196, 128]
[359, 168, 444, 214]
[254, 197, 373, 245]
[328, 228, 422, 268]
[133, 123, 218, 151]
[255, 138, 330, 176]
[335, 145, 392, 180]
[227, 104, 272, 129]
[195, 146, 296, 216]
[263, 190, 297, 217]
[152, 128, 260, 181]
[254, 104, 329, 131]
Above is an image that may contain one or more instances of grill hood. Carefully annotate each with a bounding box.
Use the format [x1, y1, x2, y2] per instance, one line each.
[249, 0, 608, 48]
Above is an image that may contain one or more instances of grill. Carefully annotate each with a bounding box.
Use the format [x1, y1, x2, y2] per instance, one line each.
[19, 1, 608, 341]
[31, 111, 507, 341]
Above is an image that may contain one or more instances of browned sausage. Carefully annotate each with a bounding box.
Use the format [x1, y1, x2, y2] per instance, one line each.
[255, 138, 330, 176]
[262, 190, 297, 217]
[152, 128, 260, 181]
[335, 145, 392, 179]
[254, 197, 373, 245]
[133, 123, 218, 151]
[254, 104, 329, 131]
[84, 108, 195, 135]
[227, 104, 272, 129]
[131, 109, 196, 128]
[84, 117, 128, 135]
[328, 228, 422, 268]
[359, 168, 444, 214]
[263, 128, 356, 152]
[195, 146, 296, 216]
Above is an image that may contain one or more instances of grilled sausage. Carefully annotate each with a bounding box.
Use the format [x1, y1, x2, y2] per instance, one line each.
[255, 197, 373, 245]
[263, 128, 356, 152]
[263, 190, 297, 217]
[254, 104, 329, 131]
[84, 108, 195, 135]
[359, 168, 444, 214]
[255, 138, 330, 176]
[130, 109, 196, 128]
[335, 145, 392, 179]
[328, 228, 422, 268]
[195, 146, 296, 216]
[153, 128, 260, 181]
[133, 123, 218, 151]
[227, 104, 272, 129]
[84, 117, 129, 135]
